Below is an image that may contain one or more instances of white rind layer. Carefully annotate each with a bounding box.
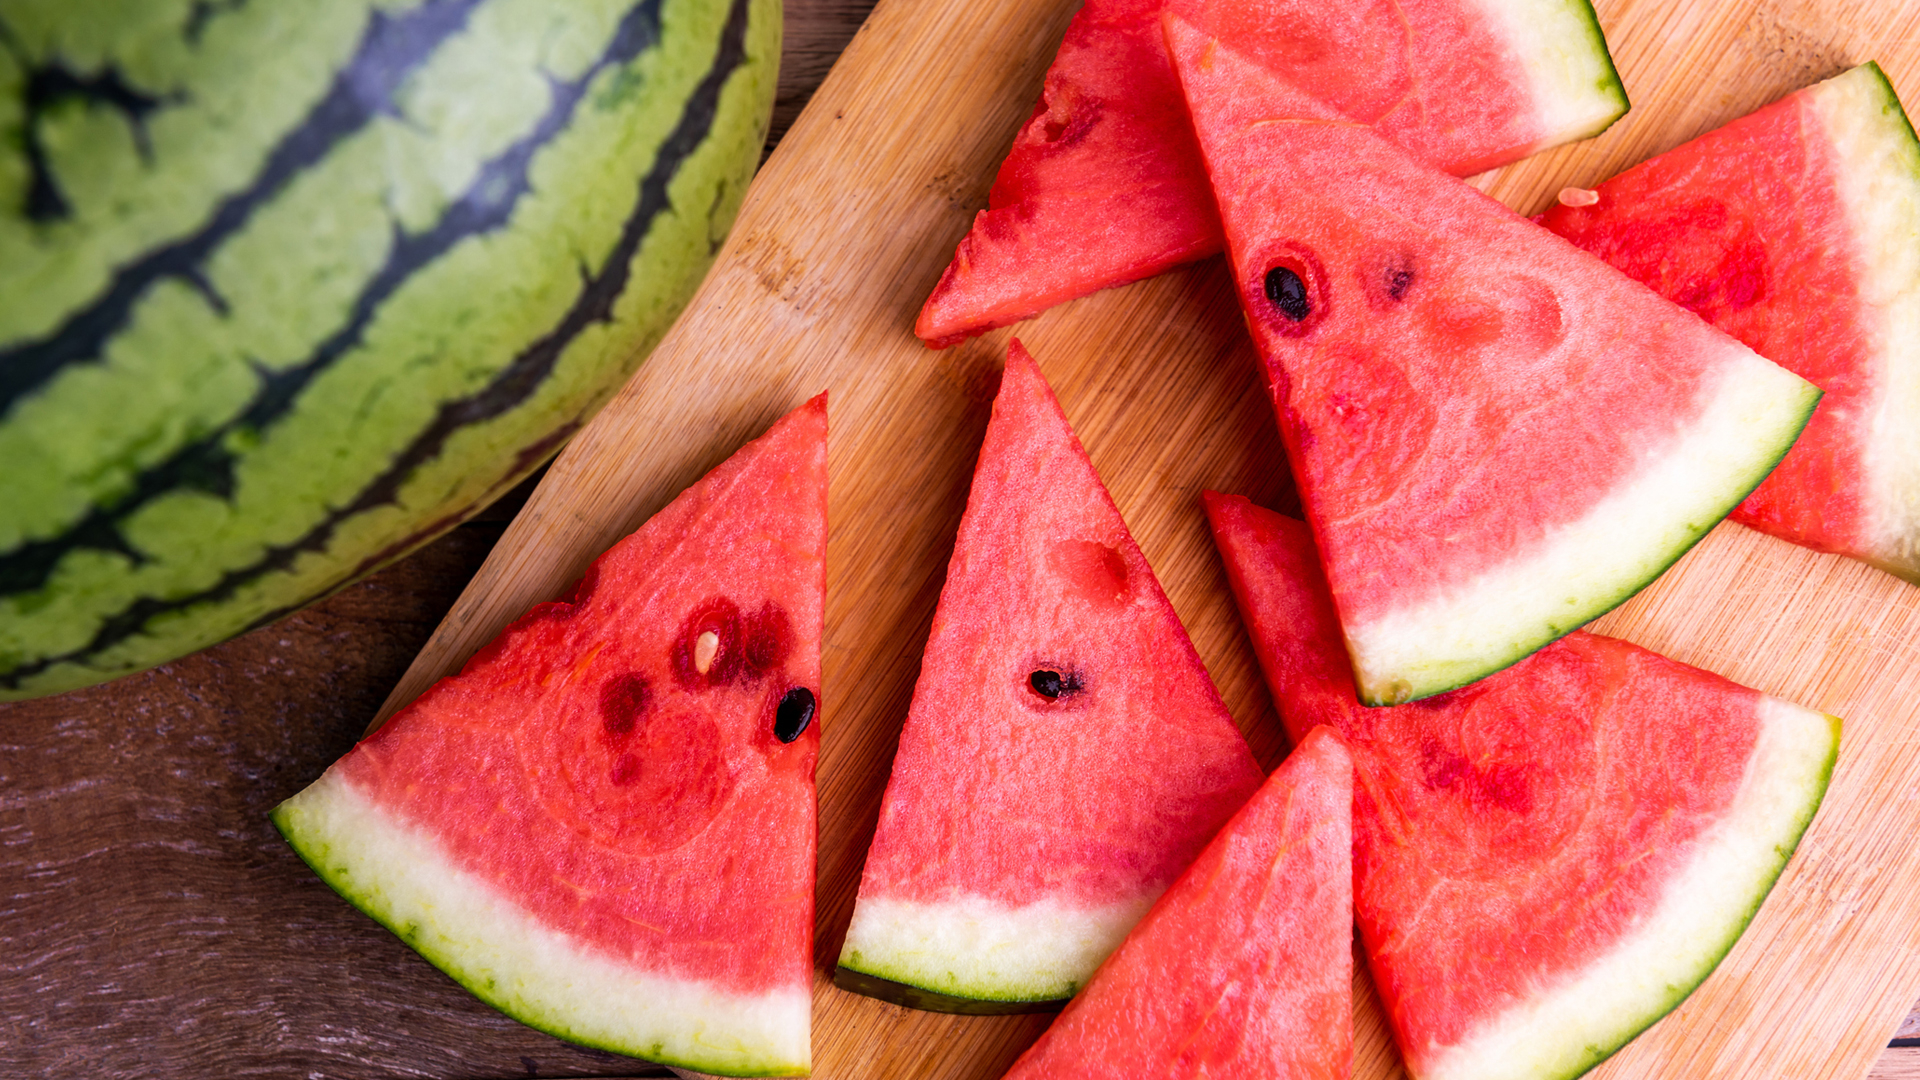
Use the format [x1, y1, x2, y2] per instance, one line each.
[273, 769, 810, 1078]
[837, 892, 1158, 1002]
[1345, 346, 1819, 704]
[1478, 0, 1627, 150]
[1416, 696, 1840, 1080]
[1810, 65, 1920, 581]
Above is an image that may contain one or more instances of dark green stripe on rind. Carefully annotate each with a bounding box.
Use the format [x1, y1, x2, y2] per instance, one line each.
[11, 56, 168, 223]
[831, 965, 1069, 1016]
[0, 0, 488, 404]
[0, 0, 777, 697]
[0, 0, 668, 600]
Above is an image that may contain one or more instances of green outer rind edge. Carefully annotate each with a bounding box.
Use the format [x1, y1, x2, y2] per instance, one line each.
[1416, 707, 1842, 1080]
[1564, 0, 1630, 138]
[1357, 381, 1823, 707]
[1478, 0, 1630, 150]
[1861, 61, 1918, 148]
[829, 965, 1067, 1016]
[271, 777, 807, 1078]
[1829, 61, 1920, 584]
[1548, 711, 1842, 1080]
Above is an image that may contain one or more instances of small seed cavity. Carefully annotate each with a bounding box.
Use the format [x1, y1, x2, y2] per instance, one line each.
[1028, 669, 1082, 700]
[774, 687, 816, 743]
[694, 630, 720, 674]
[1386, 264, 1414, 302]
[1265, 265, 1311, 321]
[599, 673, 653, 739]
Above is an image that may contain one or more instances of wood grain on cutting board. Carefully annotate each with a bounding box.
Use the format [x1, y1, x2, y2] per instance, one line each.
[371, 0, 1920, 1077]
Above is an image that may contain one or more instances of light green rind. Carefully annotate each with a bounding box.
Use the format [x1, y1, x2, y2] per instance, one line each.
[1420, 703, 1840, 1080]
[834, 890, 1157, 1007]
[0, 0, 779, 698]
[273, 769, 810, 1077]
[1350, 359, 1822, 707]
[1478, 0, 1628, 150]
[1812, 62, 1920, 583]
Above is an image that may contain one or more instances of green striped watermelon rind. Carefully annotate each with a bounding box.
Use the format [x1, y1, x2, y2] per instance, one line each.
[0, 0, 780, 700]
[1415, 700, 1838, 1080]
[1344, 351, 1821, 706]
[273, 769, 811, 1077]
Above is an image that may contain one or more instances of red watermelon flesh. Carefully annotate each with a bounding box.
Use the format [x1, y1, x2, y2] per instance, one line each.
[272, 396, 827, 1077]
[998, 725, 1353, 1080]
[835, 340, 1264, 1010]
[1205, 492, 1839, 1080]
[1539, 63, 1920, 584]
[913, 0, 1627, 347]
[1168, 19, 1821, 705]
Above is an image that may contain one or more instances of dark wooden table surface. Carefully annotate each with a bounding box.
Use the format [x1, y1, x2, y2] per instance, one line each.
[7, 2, 1920, 1078]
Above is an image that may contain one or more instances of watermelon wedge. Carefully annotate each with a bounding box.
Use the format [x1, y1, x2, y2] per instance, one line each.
[272, 396, 828, 1077]
[835, 341, 1264, 1011]
[913, 0, 1627, 347]
[1168, 19, 1823, 704]
[1206, 492, 1839, 1080]
[998, 725, 1353, 1080]
[1539, 63, 1920, 585]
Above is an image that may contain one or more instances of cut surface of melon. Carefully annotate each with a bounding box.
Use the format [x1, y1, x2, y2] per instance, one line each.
[835, 343, 1262, 1009]
[1345, 346, 1818, 703]
[1205, 494, 1840, 1080]
[1538, 62, 1920, 584]
[1168, 20, 1819, 704]
[913, 0, 1627, 346]
[272, 396, 827, 1077]
[1417, 696, 1838, 1080]
[276, 772, 810, 1076]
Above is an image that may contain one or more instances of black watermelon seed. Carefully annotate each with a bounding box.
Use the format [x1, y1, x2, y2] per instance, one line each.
[1265, 265, 1311, 321]
[1028, 669, 1083, 700]
[774, 687, 816, 743]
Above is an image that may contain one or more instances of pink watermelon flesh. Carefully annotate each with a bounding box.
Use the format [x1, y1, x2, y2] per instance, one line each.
[271, 396, 827, 1077]
[835, 340, 1264, 1011]
[1168, 18, 1821, 705]
[914, 0, 1627, 347]
[1205, 492, 1839, 1080]
[998, 725, 1353, 1080]
[1538, 63, 1920, 584]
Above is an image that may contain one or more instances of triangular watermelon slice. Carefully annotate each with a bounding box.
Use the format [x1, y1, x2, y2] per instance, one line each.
[1206, 492, 1838, 1080]
[998, 725, 1353, 1080]
[835, 341, 1264, 1011]
[1539, 62, 1920, 585]
[1167, 19, 1823, 705]
[914, 0, 1627, 347]
[272, 396, 828, 1077]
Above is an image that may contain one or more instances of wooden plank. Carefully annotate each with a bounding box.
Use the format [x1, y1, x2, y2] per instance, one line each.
[368, 0, 1920, 1077]
[1872, 1049, 1920, 1080]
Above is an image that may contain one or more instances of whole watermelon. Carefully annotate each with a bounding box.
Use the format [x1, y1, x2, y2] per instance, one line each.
[0, 0, 780, 699]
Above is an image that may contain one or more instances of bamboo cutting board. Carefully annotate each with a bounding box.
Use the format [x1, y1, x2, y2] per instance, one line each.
[371, 0, 1920, 1076]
